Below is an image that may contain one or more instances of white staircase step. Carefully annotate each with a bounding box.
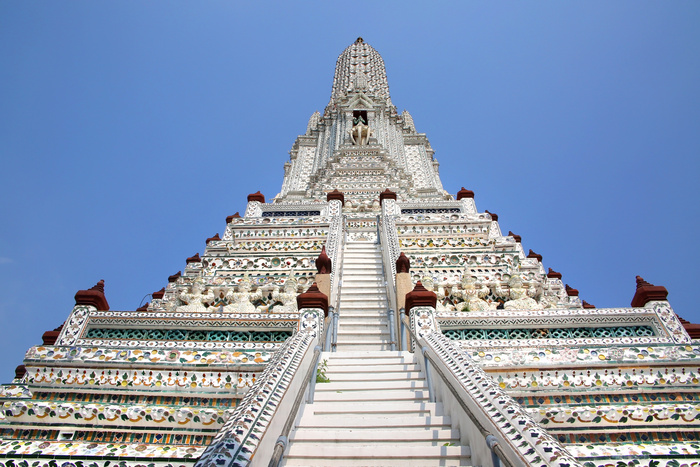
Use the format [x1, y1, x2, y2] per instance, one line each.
[316, 380, 426, 392]
[327, 364, 419, 373]
[325, 371, 424, 382]
[284, 444, 471, 466]
[334, 343, 394, 351]
[308, 399, 439, 413]
[290, 426, 458, 442]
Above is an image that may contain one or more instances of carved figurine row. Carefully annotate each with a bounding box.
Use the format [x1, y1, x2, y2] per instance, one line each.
[175, 276, 303, 314]
[421, 273, 561, 312]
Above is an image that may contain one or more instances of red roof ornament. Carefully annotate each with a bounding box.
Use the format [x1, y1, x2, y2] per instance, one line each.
[42, 323, 64, 346]
[508, 231, 521, 243]
[296, 282, 329, 315]
[326, 189, 345, 205]
[547, 268, 562, 279]
[168, 271, 181, 283]
[136, 303, 149, 311]
[247, 191, 265, 203]
[396, 252, 410, 274]
[484, 210, 498, 222]
[527, 250, 542, 262]
[405, 281, 437, 312]
[379, 188, 397, 205]
[206, 233, 221, 245]
[456, 187, 474, 200]
[74, 280, 110, 311]
[14, 365, 26, 380]
[631, 276, 668, 307]
[186, 253, 201, 264]
[315, 247, 332, 274]
[582, 300, 595, 309]
[226, 212, 241, 223]
[565, 284, 579, 296]
[152, 287, 165, 300]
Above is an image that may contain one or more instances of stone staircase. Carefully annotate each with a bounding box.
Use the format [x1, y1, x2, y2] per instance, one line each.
[335, 241, 392, 351]
[283, 351, 472, 466]
[282, 238, 472, 466]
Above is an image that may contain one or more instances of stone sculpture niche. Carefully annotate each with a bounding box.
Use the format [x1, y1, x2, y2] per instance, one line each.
[223, 276, 263, 314]
[500, 275, 544, 311]
[349, 110, 373, 145]
[176, 279, 215, 313]
[270, 276, 299, 314]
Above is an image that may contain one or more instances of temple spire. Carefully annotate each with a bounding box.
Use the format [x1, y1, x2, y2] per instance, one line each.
[330, 38, 392, 106]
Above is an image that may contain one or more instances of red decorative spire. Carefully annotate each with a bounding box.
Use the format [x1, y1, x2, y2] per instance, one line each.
[547, 268, 562, 279]
[42, 323, 64, 346]
[508, 231, 521, 243]
[136, 303, 149, 311]
[206, 233, 221, 245]
[484, 210, 498, 221]
[631, 276, 668, 307]
[74, 280, 110, 311]
[14, 365, 26, 380]
[582, 300, 595, 309]
[396, 252, 411, 273]
[186, 253, 201, 264]
[456, 187, 474, 200]
[565, 284, 579, 296]
[168, 271, 181, 283]
[527, 250, 542, 262]
[379, 188, 397, 205]
[152, 287, 165, 299]
[247, 191, 265, 203]
[315, 247, 332, 274]
[226, 212, 241, 223]
[296, 282, 329, 315]
[326, 189, 345, 205]
[405, 281, 437, 312]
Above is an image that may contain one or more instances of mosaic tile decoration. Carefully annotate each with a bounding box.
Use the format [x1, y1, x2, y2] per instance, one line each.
[443, 325, 655, 340]
[84, 328, 292, 343]
[24, 346, 273, 369]
[2, 429, 214, 447]
[464, 344, 700, 368]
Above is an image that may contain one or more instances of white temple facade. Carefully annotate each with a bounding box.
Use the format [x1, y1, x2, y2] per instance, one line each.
[0, 37, 698, 467]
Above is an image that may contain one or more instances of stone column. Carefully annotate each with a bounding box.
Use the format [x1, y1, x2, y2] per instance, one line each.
[395, 252, 412, 311]
[314, 246, 332, 299]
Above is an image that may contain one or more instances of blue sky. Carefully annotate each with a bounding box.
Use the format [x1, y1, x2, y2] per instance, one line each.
[0, 2, 698, 381]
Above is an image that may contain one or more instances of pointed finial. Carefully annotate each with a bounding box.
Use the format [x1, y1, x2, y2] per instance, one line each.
[186, 253, 201, 264]
[527, 250, 542, 262]
[296, 282, 329, 315]
[631, 275, 668, 307]
[226, 212, 241, 223]
[396, 252, 410, 274]
[508, 231, 521, 243]
[582, 300, 595, 309]
[75, 280, 109, 310]
[484, 210, 498, 221]
[355, 37, 364, 44]
[315, 247, 332, 274]
[547, 268, 562, 279]
[565, 284, 579, 296]
[405, 281, 438, 311]
[456, 187, 474, 200]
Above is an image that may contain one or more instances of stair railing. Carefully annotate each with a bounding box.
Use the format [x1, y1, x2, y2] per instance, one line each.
[268, 345, 322, 467]
[326, 214, 346, 352]
[377, 213, 400, 350]
[400, 313, 582, 467]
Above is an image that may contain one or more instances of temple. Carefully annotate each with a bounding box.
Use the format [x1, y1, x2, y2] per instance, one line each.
[1, 38, 698, 467]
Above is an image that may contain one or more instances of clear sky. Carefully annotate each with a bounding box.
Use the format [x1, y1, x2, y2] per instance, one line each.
[0, 2, 698, 382]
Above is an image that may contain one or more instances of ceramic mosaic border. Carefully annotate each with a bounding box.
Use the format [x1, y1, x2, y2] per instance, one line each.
[463, 343, 700, 368]
[24, 366, 258, 394]
[24, 346, 273, 369]
[493, 366, 700, 392]
[0, 400, 231, 430]
[56, 307, 300, 347]
[527, 402, 700, 427]
[0, 438, 203, 462]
